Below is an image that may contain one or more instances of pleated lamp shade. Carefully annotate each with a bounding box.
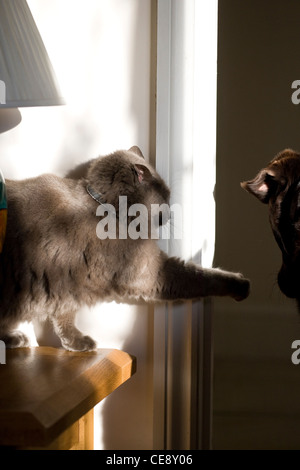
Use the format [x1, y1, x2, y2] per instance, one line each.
[0, 0, 64, 108]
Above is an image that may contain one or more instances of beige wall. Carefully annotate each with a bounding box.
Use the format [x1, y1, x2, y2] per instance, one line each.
[214, 0, 300, 449]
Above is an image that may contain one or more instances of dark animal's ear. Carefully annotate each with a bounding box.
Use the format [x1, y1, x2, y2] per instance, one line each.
[134, 164, 152, 184]
[129, 146, 145, 159]
[241, 170, 279, 203]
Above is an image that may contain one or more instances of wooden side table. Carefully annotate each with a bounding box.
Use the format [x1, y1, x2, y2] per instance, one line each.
[0, 347, 136, 449]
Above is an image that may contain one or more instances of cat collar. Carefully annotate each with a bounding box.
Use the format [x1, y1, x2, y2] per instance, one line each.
[86, 185, 107, 205]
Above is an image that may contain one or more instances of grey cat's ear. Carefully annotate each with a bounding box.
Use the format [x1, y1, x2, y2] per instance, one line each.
[129, 146, 145, 159]
[241, 170, 278, 203]
[134, 164, 152, 184]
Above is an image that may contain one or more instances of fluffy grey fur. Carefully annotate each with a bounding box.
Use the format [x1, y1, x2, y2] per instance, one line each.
[0, 146, 250, 350]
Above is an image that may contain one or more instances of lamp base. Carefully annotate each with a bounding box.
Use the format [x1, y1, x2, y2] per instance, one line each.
[0, 108, 22, 133]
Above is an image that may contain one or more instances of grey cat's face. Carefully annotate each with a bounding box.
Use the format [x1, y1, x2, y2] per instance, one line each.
[86, 147, 170, 224]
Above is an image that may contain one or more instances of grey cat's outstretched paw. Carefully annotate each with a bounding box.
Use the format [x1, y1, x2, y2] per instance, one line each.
[231, 274, 250, 301]
[61, 334, 97, 352]
[0, 330, 30, 348]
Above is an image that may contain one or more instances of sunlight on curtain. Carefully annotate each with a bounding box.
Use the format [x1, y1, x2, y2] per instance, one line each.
[193, 0, 218, 268]
[155, 0, 218, 449]
[156, 0, 217, 267]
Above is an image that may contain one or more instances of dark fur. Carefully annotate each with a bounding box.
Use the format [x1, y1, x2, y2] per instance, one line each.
[241, 148, 300, 302]
[0, 146, 250, 350]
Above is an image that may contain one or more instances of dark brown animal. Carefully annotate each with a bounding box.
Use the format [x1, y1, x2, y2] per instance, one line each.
[241, 149, 300, 302]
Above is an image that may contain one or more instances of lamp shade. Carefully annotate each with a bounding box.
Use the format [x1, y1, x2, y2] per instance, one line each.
[0, 0, 64, 108]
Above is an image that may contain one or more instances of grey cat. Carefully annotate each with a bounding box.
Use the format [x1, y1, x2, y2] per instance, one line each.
[0, 146, 250, 351]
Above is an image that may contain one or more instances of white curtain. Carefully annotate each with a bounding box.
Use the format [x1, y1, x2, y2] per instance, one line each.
[154, 0, 218, 449]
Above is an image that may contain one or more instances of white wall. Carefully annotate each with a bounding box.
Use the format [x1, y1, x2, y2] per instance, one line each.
[0, 0, 154, 450]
